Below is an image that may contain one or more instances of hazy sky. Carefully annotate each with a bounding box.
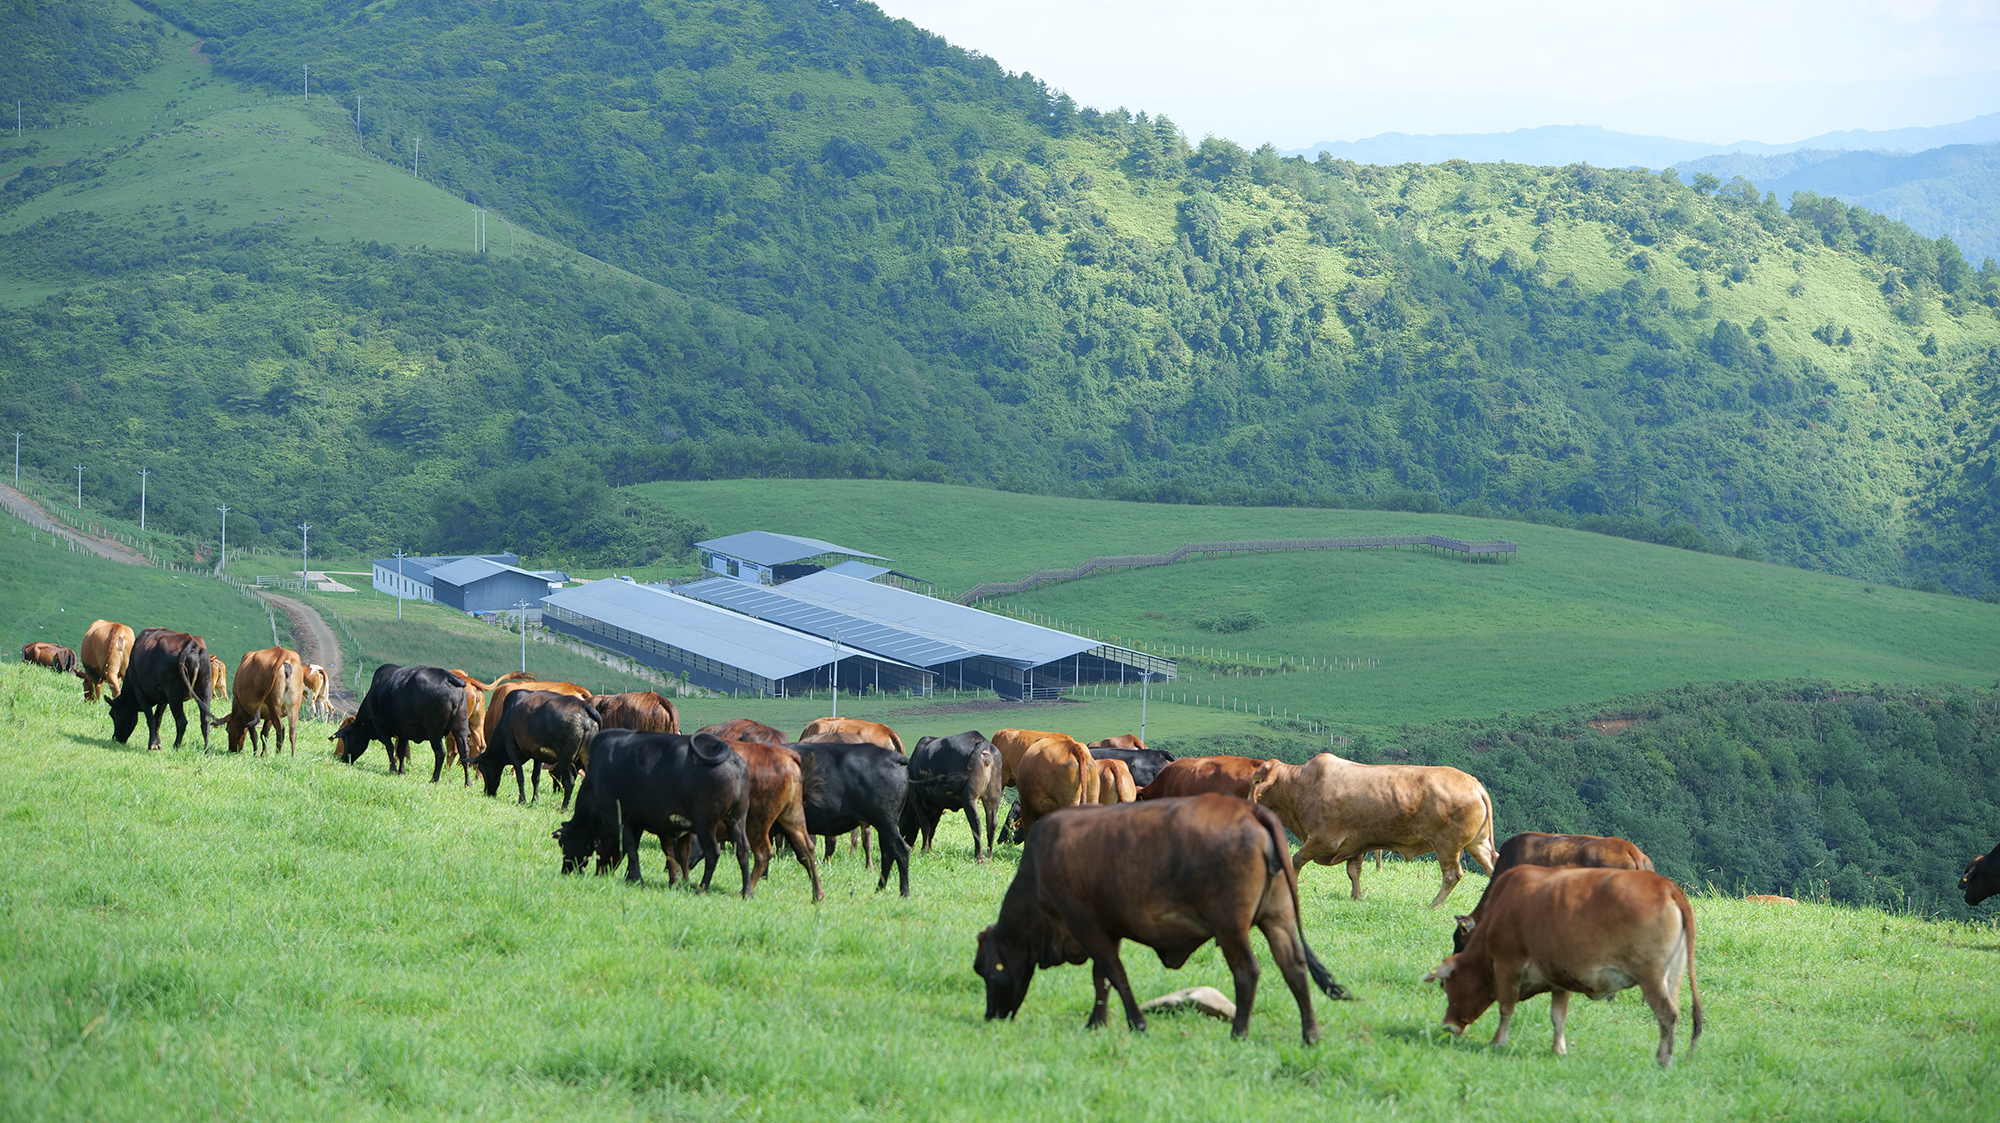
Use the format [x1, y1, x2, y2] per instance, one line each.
[874, 0, 2000, 146]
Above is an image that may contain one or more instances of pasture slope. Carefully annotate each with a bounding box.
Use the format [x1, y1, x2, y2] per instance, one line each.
[1, 666, 1994, 1121]
[635, 479, 2000, 730]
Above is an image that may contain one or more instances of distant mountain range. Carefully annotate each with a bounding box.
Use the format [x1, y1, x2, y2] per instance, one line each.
[1287, 115, 2000, 263]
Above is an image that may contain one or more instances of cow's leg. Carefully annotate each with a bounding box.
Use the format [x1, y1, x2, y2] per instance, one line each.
[428, 738, 446, 783]
[861, 826, 873, 871]
[530, 761, 544, 804]
[982, 793, 998, 860]
[785, 821, 823, 904]
[168, 700, 189, 749]
[1088, 962, 1115, 1029]
[1347, 856, 1366, 900]
[1640, 981, 1681, 1067]
[558, 768, 576, 812]
[662, 834, 689, 886]
[1258, 915, 1321, 1044]
[1549, 989, 1571, 1056]
[144, 703, 167, 751]
[1215, 929, 1262, 1039]
[1089, 943, 1145, 1032]
[1467, 837, 1498, 876]
[822, 833, 838, 861]
[728, 813, 753, 899]
[875, 815, 911, 897]
[622, 824, 645, 883]
[1430, 848, 1466, 909]
[961, 802, 981, 861]
[686, 818, 722, 892]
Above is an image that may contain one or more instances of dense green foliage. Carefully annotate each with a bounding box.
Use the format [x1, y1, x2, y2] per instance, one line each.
[0, 0, 164, 130]
[7, 0, 2000, 591]
[4, 665, 1997, 1120]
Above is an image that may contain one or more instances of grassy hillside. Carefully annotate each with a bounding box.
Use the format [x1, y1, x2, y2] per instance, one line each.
[2, 666, 1994, 1120]
[5, 1, 2000, 590]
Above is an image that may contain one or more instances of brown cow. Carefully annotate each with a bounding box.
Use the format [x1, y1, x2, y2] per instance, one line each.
[698, 718, 789, 745]
[80, 619, 135, 703]
[1085, 757, 1138, 805]
[1249, 753, 1498, 908]
[207, 655, 229, 720]
[302, 663, 331, 721]
[669, 739, 823, 901]
[476, 690, 603, 808]
[993, 728, 1065, 789]
[1137, 755, 1266, 801]
[975, 794, 1352, 1043]
[22, 642, 79, 674]
[1089, 733, 1147, 751]
[799, 716, 907, 866]
[1453, 832, 1655, 951]
[1014, 734, 1096, 838]
[1424, 866, 1703, 1066]
[592, 691, 679, 733]
[225, 647, 305, 756]
[481, 678, 589, 752]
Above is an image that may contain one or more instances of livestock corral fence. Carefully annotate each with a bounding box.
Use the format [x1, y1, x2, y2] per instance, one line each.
[954, 534, 1518, 604]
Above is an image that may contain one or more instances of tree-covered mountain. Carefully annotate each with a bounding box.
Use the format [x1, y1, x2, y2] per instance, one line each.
[7, 0, 2000, 589]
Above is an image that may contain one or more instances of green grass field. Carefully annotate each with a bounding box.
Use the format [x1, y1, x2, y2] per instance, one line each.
[2, 666, 1994, 1121]
[634, 480, 2000, 733]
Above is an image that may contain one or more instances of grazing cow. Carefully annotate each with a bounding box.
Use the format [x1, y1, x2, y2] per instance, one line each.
[799, 717, 907, 866]
[476, 690, 603, 808]
[1087, 745, 1176, 787]
[1425, 866, 1703, 1067]
[792, 740, 912, 896]
[80, 619, 135, 703]
[553, 730, 751, 895]
[993, 728, 1065, 789]
[22, 641, 79, 674]
[330, 664, 471, 781]
[1137, 755, 1266, 801]
[592, 691, 679, 733]
[301, 663, 331, 721]
[1961, 840, 2000, 906]
[481, 677, 588, 752]
[107, 628, 215, 752]
[1090, 733, 1147, 751]
[900, 731, 1003, 861]
[442, 670, 535, 782]
[697, 718, 789, 745]
[225, 646, 305, 756]
[975, 794, 1352, 1043]
[1014, 733, 1100, 839]
[208, 655, 229, 716]
[1453, 832, 1655, 951]
[1249, 754, 1497, 908]
[1085, 757, 1139, 805]
[668, 739, 823, 901]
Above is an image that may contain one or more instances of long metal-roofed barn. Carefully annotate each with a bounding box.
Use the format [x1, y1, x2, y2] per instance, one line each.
[677, 568, 1174, 699]
[541, 578, 932, 696]
[696, 531, 892, 586]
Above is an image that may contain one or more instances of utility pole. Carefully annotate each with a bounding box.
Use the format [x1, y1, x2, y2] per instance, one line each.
[12, 431, 19, 486]
[393, 548, 407, 619]
[299, 522, 311, 591]
[514, 599, 531, 672]
[1140, 667, 1149, 746]
[217, 505, 230, 571]
[355, 95, 361, 136]
[412, 136, 419, 179]
[303, 64, 309, 102]
[138, 468, 149, 530]
[75, 464, 82, 508]
[830, 629, 841, 715]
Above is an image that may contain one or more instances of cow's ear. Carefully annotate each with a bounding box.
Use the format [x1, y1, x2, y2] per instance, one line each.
[1423, 959, 1456, 983]
[1455, 915, 1475, 933]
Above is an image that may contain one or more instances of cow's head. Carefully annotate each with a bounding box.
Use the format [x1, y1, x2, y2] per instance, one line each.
[974, 925, 1036, 1021]
[108, 690, 140, 744]
[1246, 759, 1282, 805]
[1450, 913, 1476, 955]
[476, 748, 509, 798]
[1423, 953, 1496, 1036]
[329, 716, 366, 763]
[225, 711, 252, 754]
[1962, 854, 2000, 906]
[553, 816, 612, 874]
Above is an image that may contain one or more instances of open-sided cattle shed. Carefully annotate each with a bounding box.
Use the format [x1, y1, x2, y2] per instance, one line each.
[696, 531, 888, 586]
[541, 578, 931, 697]
[676, 570, 1173, 699]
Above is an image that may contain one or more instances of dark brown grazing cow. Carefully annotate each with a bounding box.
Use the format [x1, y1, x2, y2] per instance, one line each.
[593, 691, 679, 733]
[22, 642, 79, 674]
[107, 628, 214, 752]
[475, 690, 603, 808]
[975, 794, 1352, 1043]
[1961, 840, 2000, 906]
[668, 739, 823, 901]
[1425, 866, 1703, 1067]
[698, 718, 789, 745]
[1454, 832, 1656, 952]
[1136, 755, 1266, 801]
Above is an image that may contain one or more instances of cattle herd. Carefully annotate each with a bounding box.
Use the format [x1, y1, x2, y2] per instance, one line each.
[21, 620, 2000, 1065]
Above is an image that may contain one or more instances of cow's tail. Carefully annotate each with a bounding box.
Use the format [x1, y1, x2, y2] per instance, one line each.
[1256, 805, 1352, 1001]
[1677, 888, 1703, 1053]
[1473, 782, 1499, 875]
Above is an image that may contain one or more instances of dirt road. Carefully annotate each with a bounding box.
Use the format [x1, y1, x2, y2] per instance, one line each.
[0, 483, 152, 565]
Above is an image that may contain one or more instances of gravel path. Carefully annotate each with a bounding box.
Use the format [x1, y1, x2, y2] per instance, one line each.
[0, 483, 153, 565]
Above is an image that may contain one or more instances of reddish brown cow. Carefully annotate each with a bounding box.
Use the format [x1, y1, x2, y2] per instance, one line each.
[1137, 755, 1267, 801]
[22, 642, 79, 674]
[1015, 734, 1096, 838]
[698, 718, 789, 745]
[1454, 833, 1655, 952]
[670, 739, 823, 901]
[80, 619, 135, 703]
[225, 647, 305, 756]
[1425, 866, 1703, 1066]
[1089, 733, 1147, 751]
[592, 691, 679, 733]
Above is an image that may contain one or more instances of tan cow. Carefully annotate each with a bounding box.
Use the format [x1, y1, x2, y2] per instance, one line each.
[1014, 733, 1095, 838]
[798, 716, 907, 865]
[1089, 733, 1147, 751]
[592, 691, 679, 733]
[79, 619, 135, 703]
[1249, 753, 1498, 908]
[301, 663, 331, 721]
[1425, 866, 1703, 1066]
[1084, 757, 1138, 805]
[440, 670, 538, 783]
[208, 655, 229, 719]
[992, 728, 1066, 789]
[225, 646, 305, 756]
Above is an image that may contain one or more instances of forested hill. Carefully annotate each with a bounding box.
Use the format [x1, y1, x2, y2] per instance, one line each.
[7, 1, 2000, 591]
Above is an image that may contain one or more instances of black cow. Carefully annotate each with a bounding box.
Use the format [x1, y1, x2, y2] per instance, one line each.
[794, 740, 912, 896]
[1962, 840, 2000, 906]
[476, 690, 603, 808]
[331, 664, 471, 782]
[108, 628, 214, 752]
[901, 730, 1003, 862]
[553, 730, 752, 895]
[1087, 746, 1177, 788]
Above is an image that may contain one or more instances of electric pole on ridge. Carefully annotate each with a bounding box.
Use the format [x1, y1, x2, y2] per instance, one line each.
[217, 505, 230, 573]
[393, 548, 407, 620]
[514, 599, 531, 672]
[74, 464, 82, 508]
[299, 522, 311, 592]
[138, 468, 149, 530]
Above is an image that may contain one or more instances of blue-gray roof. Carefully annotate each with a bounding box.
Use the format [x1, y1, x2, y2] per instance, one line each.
[543, 579, 919, 682]
[677, 577, 984, 669]
[371, 553, 518, 578]
[696, 531, 887, 567]
[428, 556, 565, 588]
